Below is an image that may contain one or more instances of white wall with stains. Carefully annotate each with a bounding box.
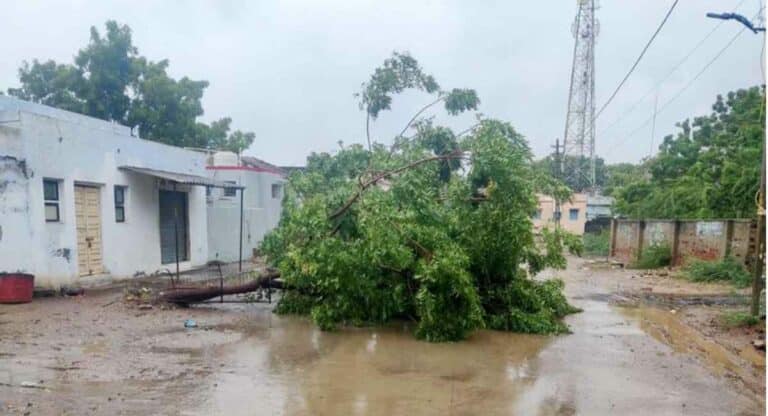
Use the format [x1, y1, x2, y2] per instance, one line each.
[0, 96, 209, 288]
[206, 157, 285, 262]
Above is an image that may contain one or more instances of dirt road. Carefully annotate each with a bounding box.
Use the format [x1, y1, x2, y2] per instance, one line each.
[0, 257, 764, 415]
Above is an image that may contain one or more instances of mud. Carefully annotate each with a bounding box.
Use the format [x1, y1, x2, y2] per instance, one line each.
[0, 258, 764, 415]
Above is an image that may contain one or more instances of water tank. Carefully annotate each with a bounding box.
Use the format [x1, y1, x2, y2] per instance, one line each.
[212, 151, 239, 167]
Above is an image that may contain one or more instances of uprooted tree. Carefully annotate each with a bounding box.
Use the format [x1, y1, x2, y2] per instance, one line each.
[261, 52, 580, 342]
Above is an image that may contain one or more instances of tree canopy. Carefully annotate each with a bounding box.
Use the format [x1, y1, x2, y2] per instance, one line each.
[613, 86, 764, 219]
[7, 21, 254, 153]
[262, 52, 579, 342]
[533, 154, 608, 194]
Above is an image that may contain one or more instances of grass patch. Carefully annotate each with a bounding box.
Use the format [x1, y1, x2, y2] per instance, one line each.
[719, 310, 759, 328]
[632, 243, 672, 269]
[583, 230, 610, 256]
[684, 257, 752, 288]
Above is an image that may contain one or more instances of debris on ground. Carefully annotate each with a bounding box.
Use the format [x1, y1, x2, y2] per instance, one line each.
[33, 288, 57, 298]
[184, 319, 197, 328]
[124, 286, 153, 306]
[753, 339, 766, 351]
[61, 286, 85, 297]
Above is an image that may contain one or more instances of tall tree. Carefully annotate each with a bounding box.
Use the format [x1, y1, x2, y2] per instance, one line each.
[614, 86, 764, 219]
[7, 21, 255, 154]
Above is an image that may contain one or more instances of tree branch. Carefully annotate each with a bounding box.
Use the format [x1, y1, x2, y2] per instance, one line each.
[328, 149, 466, 221]
[456, 122, 481, 138]
[365, 112, 372, 152]
[397, 96, 446, 139]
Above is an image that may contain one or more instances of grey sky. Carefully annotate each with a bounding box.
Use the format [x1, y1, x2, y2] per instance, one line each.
[1, 0, 764, 166]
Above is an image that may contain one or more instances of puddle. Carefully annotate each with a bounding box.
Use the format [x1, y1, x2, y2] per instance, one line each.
[185, 299, 761, 416]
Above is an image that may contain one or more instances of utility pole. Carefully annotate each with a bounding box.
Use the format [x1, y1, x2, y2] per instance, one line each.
[706, 11, 766, 317]
[751, 137, 765, 316]
[553, 138, 562, 228]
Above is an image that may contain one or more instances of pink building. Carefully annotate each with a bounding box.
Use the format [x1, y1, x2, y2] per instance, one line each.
[532, 193, 587, 235]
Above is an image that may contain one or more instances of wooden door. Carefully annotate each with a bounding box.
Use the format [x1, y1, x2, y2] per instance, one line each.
[75, 185, 103, 276]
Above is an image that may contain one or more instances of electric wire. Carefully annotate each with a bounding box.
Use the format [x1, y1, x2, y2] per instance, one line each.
[597, 0, 750, 138]
[594, 0, 680, 120]
[605, 24, 750, 155]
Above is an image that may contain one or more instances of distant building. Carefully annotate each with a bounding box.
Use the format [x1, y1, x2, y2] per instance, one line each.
[586, 194, 614, 221]
[532, 193, 587, 235]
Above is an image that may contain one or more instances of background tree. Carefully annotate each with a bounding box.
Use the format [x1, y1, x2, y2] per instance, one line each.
[613, 86, 764, 219]
[534, 154, 607, 193]
[6, 20, 255, 154]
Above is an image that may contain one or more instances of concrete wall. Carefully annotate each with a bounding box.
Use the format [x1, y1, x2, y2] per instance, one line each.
[206, 164, 285, 262]
[0, 96, 209, 287]
[609, 219, 756, 266]
[533, 193, 587, 235]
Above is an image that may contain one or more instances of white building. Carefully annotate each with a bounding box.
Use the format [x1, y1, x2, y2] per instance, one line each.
[206, 153, 286, 262]
[0, 96, 246, 288]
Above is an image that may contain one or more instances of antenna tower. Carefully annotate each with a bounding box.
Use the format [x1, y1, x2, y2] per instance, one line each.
[562, 0, 599, 191]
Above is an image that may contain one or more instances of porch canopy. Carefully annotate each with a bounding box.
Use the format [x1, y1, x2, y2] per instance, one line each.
[118, 165, 247, 275]
[119, 165, 244, 190]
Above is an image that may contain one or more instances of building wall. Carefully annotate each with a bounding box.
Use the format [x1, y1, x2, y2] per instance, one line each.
[586, 195, 614, 221]
[609, 219, 756, 266]
[532, 193, 587, 235]
[206, 163, 285, 262]
[0, 96, 209, 287]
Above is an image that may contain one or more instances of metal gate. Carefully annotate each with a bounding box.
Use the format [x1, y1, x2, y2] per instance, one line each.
[159, 190, 188, 264]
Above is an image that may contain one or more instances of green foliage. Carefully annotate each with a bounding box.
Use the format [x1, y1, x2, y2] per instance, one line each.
[684, 257, 752, 288]
[633, 244, 672, 269]
[263, 54, 577, 341]
[7, 20, 254, 153]
[583, 230, 610, 256]
[719, 310, 759, 328]
[534, 155, 607, 193]
[358, 52, 479, 121]
[613, 86, 764, 219]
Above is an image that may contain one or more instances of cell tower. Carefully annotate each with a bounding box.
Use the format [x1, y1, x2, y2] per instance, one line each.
[562, 0, 598, 191]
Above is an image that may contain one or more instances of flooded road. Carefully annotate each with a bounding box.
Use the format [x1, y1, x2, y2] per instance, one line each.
[189, 268, 761, 415]
[0, 258, 762, 415]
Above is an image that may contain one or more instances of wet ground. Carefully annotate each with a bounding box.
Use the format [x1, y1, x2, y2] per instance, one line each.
[0, 257, 764, 415]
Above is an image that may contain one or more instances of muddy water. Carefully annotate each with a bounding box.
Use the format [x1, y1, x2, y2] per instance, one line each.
[188, 297, 761, 415]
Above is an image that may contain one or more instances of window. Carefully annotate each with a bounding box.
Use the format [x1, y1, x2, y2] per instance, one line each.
[44, 179, 60, 222]
[224, 181, 237, 197]
[532, 209, 541, 220]
[271, 183, 282, 199]
[114, 186, 126, 222]
[206, 186, 212, 197]
[569, 208, 579, 221]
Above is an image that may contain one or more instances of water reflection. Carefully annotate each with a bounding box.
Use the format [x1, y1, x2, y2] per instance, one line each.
[194, 300, 760, 416]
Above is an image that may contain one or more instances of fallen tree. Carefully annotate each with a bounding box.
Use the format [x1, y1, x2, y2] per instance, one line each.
[261, 52, 580, 341]
[159, 270, 281, 305]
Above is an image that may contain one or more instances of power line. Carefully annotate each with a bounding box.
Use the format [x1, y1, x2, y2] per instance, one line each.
[606, 24, 749, 155]
[597, 0, 749, 138]
[594, 0, 680, 120]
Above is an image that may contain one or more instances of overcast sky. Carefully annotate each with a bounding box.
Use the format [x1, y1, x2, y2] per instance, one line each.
[1, 0, 764, 166]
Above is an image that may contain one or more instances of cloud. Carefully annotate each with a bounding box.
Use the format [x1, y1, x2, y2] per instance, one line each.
[0, 0, 761, 165]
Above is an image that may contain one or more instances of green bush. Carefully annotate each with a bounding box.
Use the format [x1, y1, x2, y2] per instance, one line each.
[719, 310, 759, 328]
[583, 230, 610, 256]
[633, 243, 672, 269]
[684, 257, 752, 288]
